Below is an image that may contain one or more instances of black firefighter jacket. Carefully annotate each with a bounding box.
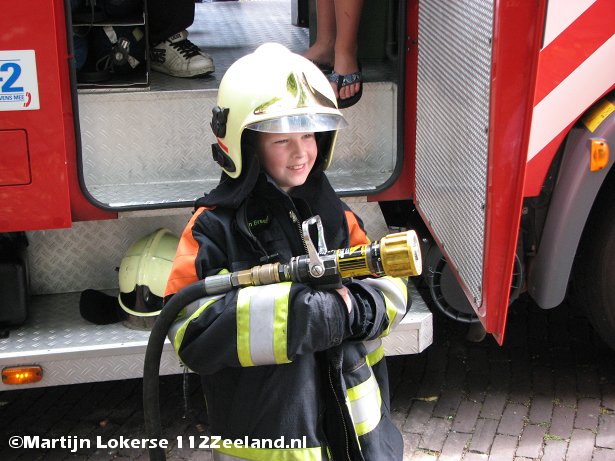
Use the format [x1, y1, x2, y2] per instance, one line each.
[165, 170, 409, 461]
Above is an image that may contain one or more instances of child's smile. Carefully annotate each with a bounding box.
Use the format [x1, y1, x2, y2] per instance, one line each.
[257, 131, 318, 192]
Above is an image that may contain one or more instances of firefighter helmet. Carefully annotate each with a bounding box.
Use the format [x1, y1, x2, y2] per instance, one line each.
[210, 42, 347, 178]
[118, 228, 179, 328]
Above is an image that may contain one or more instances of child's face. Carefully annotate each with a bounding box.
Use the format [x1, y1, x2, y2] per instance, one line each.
[256, 132, 318, 192]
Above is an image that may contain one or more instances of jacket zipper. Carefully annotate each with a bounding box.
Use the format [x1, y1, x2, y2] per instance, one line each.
[328, 366, 352, 461]
[289, 209, 309, 255]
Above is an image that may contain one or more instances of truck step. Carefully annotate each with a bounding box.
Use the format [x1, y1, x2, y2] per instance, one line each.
[0, 282, 431, 389]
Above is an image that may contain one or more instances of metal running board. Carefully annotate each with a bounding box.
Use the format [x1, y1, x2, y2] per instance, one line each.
[0, 282, 431, 390]
[77, 0, 398, 209]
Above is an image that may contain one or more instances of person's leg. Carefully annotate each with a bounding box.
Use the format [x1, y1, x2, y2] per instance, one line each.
[148, 0, 213, 77]
[332, 0, 363, 100]
[148, 0, 195, 44]
[303, 0, 336, 68]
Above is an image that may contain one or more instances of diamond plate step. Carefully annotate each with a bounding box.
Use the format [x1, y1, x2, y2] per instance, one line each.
[0, 282, 430, 389]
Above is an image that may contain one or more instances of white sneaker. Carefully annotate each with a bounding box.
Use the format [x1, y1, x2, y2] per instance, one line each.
[150, 30, 214, 77]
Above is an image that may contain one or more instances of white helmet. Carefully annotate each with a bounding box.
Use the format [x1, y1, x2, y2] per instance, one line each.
[210, 43, 347, 178]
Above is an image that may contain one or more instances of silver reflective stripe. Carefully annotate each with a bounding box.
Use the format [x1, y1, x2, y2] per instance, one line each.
[348, 375, 380, 425]
[249, 284, 279, 365]
[362, 277, 407, 329]
[363, 338, 382, 355]
[184, 295, 224, 318]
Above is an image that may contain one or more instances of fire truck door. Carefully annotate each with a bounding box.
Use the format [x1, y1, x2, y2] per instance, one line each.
[0, 0, 73, 232]
[413, 0, 546, 344]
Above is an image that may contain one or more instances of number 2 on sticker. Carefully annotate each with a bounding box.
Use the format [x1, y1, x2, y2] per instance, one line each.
[0, 62, 24, 93]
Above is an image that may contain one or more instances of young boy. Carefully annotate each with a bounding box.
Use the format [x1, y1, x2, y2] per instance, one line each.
[165, 43, 408, 461]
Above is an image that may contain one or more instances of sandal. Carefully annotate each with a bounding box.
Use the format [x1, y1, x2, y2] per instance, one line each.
[328, 66, 363, 109]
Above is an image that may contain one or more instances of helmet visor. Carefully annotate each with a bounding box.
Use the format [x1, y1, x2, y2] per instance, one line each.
[246, 113, 347, 134]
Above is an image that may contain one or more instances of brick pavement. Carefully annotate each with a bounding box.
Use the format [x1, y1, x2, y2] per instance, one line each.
[1, 295, 614, 460]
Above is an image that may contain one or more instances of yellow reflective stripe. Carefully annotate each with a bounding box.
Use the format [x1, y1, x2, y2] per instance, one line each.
[361, 277, 408, 337]
[346, 367, 382, 437]
[236, 287, 253, 367]
[273, 282, 292, 364]
[173, 296, 223, 353]
[214, 445, 322, 461]
[237, 283, 292, 367]
[364, 339, 384, 366]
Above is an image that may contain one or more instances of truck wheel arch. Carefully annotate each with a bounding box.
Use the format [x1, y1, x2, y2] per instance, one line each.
[528, 95, 615, 309]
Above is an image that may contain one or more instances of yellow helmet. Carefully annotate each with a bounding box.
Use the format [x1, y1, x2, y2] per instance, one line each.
[210, 43, 347, 178]
[118, 228, 179, 328]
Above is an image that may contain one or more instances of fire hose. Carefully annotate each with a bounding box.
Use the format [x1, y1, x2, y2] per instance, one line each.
[143, 216, 422, 460]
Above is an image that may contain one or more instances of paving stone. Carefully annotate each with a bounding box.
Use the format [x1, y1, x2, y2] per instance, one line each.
[463, 453, 489, 461]
[531, 366, 554, 396]
[401, 432, 421, 457]
[592, 447, 615, 461]
[577, 368, 601, 397]
[509, 362, 532, 405]
[488, 361, 511, 391]
[549, 405, 576, 439]
[602, 384, 615, 411]
[480, 393, 507, 420]
[466, 372, 488, 404]
[469, 418, 499, 454]
[516, 424, 547, 459]
[406, 449, 439, 460]
[439, 431, 470, 461]
[445, 359, 468, 389]
[487, 434, 517, 461]
[575, 398, 601, 430]
[417, 371, 446, 397]
[528, 394, 554, 425]
[553, 369, 578, 408]
[403, 400, 435, 434]
[452, 400, 481, 433]
[418, 417, 452, 453]
[497, 403, 527, 436]
[567, 428, 595, 460]
[541, 438, 568, 461]
[433, 389, 463, 418]
[596, 414, 615, 449]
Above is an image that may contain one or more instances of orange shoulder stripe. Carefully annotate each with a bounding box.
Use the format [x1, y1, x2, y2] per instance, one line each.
[164, 207, 209, 297]
[345, 210, 370, 246]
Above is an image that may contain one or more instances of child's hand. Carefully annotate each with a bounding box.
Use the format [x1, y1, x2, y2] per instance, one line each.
[335, 287, 352, 313]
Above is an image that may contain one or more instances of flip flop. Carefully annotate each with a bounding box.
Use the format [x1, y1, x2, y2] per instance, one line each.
[328, 66, 363, 109]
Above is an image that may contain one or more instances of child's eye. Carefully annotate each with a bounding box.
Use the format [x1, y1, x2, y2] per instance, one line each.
[302, 133, 315, 140]
[274, 138, 289, 144]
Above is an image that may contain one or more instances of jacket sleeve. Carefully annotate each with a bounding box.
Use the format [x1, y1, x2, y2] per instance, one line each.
[342, 206, 410, 338]
[173, 281, 369, 375]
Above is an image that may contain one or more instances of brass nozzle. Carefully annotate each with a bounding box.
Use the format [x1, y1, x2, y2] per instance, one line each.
[379, 230, 422, 277]
[235, 263, 281, 286]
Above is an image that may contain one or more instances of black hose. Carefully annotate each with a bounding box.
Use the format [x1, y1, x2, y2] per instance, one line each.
[143, 280, 209, 461]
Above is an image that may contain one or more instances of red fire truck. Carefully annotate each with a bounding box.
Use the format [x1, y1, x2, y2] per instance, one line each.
[0, 0, 613, 389]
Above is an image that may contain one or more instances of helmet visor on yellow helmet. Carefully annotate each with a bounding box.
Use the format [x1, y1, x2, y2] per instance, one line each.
[246, 113, 347, 134]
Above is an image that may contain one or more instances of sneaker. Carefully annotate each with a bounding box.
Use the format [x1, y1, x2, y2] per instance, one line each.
[150, 30, 214, 78]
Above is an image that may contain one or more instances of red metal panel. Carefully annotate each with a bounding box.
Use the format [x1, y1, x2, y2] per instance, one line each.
[0, 0, 72, 232]
[369, 0, 419, 203]
[523, 0, 615, 196]
[480, 0, 547, 343]
[0, 130, 30, 186]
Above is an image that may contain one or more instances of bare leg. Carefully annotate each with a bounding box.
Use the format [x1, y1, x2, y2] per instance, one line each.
[333, 0, 364, 100]
[303, 0, 336, 67]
